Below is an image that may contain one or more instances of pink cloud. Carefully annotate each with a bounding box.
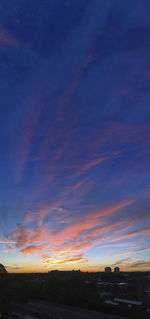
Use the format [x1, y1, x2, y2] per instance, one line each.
[9, 225, 46, 250]
[48, 200, 133, 250]
[0, 27, 23, 49]
[70, 151, 122, 178]
[9, 199, 149, 267]
[10, 225, 29, 249]
[21, 245, 45, 255]
[87, 199, 134, 219]
[81, 156, 110, 172]
[94, 122, 150, 150]
[18, 210, 129, 261]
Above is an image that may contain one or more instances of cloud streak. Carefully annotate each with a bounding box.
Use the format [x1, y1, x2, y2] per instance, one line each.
[0, 241, 16, 244]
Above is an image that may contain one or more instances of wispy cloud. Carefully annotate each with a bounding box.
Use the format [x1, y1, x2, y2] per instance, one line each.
[111, 226, 150, 243]
[0, 241, 16, 244]
[9, 199, 134, 263]
[21, 245, 45, 256]
[42, 253, 88, 265]
[109, 246, 150, 258]
[24, 201, 66, 226]
[9, 225, 45, 250]
[15, 103, 45, 180]
[112, 258, 131, 266]
[0, 26, 24, 49]
[112, 258, 150, 270]
[86, 199, 134, 219]
[126, 260, 150, 269]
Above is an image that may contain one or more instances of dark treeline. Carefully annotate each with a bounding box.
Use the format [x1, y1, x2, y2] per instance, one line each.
[0, 266, 150, 318]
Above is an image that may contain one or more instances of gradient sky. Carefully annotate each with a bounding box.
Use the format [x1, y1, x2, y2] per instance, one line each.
[0, 0, 150, 273]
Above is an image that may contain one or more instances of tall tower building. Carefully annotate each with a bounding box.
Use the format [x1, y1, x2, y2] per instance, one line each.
[105, 267, 112, 273]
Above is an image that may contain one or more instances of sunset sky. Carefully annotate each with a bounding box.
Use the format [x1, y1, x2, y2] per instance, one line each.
[0, 0, 150, 273]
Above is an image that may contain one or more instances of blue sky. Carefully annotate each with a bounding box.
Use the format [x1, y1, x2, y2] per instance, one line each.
[0, 0, 150, 272]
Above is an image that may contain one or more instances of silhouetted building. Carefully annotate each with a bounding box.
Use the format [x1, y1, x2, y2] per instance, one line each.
[105, 267, 111, 273]
[114, 267, 120, 273]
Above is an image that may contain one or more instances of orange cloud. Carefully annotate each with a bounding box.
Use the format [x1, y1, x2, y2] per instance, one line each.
[109, 252, 130, 257]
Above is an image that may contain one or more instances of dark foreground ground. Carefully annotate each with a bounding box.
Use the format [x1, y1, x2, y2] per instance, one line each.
[12, 301, 127, 319]
[1, 271, 149, 318]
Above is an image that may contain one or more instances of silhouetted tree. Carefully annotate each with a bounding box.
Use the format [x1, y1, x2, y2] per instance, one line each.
[0, 264, 10, 318]
[0, 264, 7, 275]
